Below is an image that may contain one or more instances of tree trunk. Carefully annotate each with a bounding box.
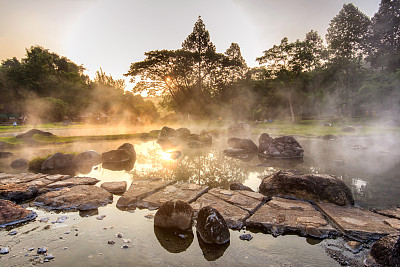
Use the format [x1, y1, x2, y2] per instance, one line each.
[288, 91, 295, 122]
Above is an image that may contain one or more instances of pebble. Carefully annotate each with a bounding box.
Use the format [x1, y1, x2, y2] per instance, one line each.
[63, 247, 68, 250]
[0, 247, 10, 254]
[44, 254, 55, 260]
[64, 230, 71, 234]
[96, 215, 106, 220]
[122, 239, 131, 243]
[39, 217, 49, 223]
[8, 230, 18, 236]
[37, 247, 47, 254]
[144, 214, 154, 219]
[28, 248, 34, 251]
[75, 233, 78, 236]
[121, 245, 129, 249]
[115, 232, 123, 238]
[178, 234, 188, 239]
[43, 225, 51, 230]
[107, 241, 115, 245]
[239, 234, 253, 241]
[52, 216, 68, 224]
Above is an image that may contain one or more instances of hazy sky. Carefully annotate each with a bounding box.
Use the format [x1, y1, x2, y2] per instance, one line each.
[0, 0, 381, 90]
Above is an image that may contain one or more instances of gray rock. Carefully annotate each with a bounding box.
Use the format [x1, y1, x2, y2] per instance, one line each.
[258, 135, 304, 159]
[259, 170, 354, 206]
[176, 128, 191, 139]
[41, 152, 76, 170]
[37, 247, 47, 254]
[239, 234, 253, 241]
[159, 126, 176, 140]
[154, 200, 194, 230]
[196, 206, 230, 244]
[101, 149, 131, 163]
[0, 247, 10, 254]
[0, 152, 13, 159]
[10, 158, 28, 169]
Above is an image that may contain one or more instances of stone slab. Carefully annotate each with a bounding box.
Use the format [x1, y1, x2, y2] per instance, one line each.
[246, 197, 336, 238]
[316, 203, 400, 241]
[46, 177, 99, 189]
[137, 183, 209, 209]
[374, 207, 400, 220]
[0, 199, 37, 227]
[208, 188, 266, 213]
[191, 193, 250, 229]
[116, 179, 175, 209]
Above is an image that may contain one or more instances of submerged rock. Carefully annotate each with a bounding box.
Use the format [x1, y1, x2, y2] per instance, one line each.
[258, 134, 304, 158]
[196, 206, 230, 244]
[154, 200, 194, 230]
[365, 234, 400, 267]
[259, 170, 354, 206]
[34, 185, 113, 211]
[0, 199, 37, 227]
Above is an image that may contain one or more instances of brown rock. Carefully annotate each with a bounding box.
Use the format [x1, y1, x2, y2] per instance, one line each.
[46, 177, 100, 189]
[0, 199, 36, 226]
[208, 188, 265, 213]
[100, 181, 127, 194]
[367, 234, 400, 267]
[154, 200, 194, 230]
[34, 185, 113, 211]
[259, 170, 354, 206]
[258, 135, 304, 158]
[196, 206, 230, 244]
[229, 182, 254, 192]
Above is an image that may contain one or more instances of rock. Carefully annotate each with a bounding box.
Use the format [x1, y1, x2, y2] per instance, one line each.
[37, 247, 47, 254]
[373, 207, 400, 220]
[246, 197, 336, 238]
[366, 234, 400, 267]
[159, 126, 176, 140]
[259, 170, 354, 206]
[321, 135, 337, 141]
[10, 158, 29, 169]
[16, 129, 54, 139]
[46, 177, 100, 189]
[342, 126, 356, 133]
[258, 135, 304, 158]
[154, 200, 194, 230]
[196, 206, 230, 244]
[41, 152, 76, 170]
[0, 152, 13, 158]
[100, 181, 127, 194]
[258, 133, 273, 143]
[168, 151, 182, 160]
[74, 150, 102, 166]
[117, 143, 136, 161]
[239, 234, 253, 241]
[316, 202, 399, 241]
[176, 128, 191, 139]
[208, 188, 265, 213]
[44, 254, 55, 260]
[227, 138, 258, 153]
[223, 148, 247, 156]
[227, 122, 251, 137]
[0, 247, 10, 254]
[198, 131, 212, 145]
[0, 199, 37, 227]
[34, 185, 113, 211]
[8, 230, 18, 235]
[229, 182, 254, 192]
[345, 241, 363, 253]
[102, 149, 131, 163]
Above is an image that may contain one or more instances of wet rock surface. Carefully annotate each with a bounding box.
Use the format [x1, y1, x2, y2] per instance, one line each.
[0, 199, 37, 226]
[259, 170, 354, 206]
[227, 138, 258, 153]
[116, 179, 175, 209]
[373, 207, 400, 220]
[41, 152, 76, 170]
[258, 134, 304, 158]
[45, 177, 100, 189]
[100, 181, 127, 194]
[137, 183, 209, 209]
[366, 234, 400, 267]
[34, 185, 113, 211]
[154, 200, 194, 230]
[246, 197, 336, 238]
[229, 182, 254, 192]
[316, 202, 400, 241]
[196, 206, 230, 244]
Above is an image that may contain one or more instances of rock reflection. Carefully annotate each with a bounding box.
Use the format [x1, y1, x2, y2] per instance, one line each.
[79, 209, 99, 217]
[153, 226, 194, 253]
[197, 232, 230, 261]
[102, 159, 135, 171]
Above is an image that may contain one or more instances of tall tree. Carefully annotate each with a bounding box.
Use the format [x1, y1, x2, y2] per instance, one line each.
[367, 0, 400, 71]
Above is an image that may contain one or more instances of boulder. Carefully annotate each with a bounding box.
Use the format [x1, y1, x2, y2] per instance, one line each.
[41, 152, 76, 170]
[102, 149, 130, 163]
[176, 128, 191, 139]
[365, 234, 400, 267]
[34, 185, 113, 211]
[227, 138, 258, 153]
[15, 129, 54, 139]
[100, 181, 127, 194]
[159, 126, 176, 140]
[227, 122, 251, 137]
[74, 150, 102, 166]
[154, 200, 194, 230]
[0, 199, 37, 227]
[0, 183, 39, 202]
[117, 143, 136, 161]
[259, 170, 354, 206]
[10, 158, 28, 169]
[196, 206, 230, 244]
[198, 131, 212, 145]
[229, 182, 254, 192]
[258, 135, 304, 158]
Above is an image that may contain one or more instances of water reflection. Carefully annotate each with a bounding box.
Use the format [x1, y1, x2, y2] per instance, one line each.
[153, 226, 194, 253]
[197, 232, 230, 261]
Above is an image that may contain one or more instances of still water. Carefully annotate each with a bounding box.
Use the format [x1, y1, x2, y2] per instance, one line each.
[1, 132, 399, 266]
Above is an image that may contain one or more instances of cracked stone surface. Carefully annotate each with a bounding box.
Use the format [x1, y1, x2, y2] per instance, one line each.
[246, 197, 336, 238]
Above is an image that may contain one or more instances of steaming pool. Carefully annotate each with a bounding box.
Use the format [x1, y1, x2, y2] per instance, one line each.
[1, 132, 400, 266]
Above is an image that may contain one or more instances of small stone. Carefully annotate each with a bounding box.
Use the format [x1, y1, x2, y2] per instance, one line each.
[115, 232, 123, 238]
[122, 239, 131, 243]
[103, 227, 108, 230]
[99, 253, 103, 256]
[96, 215, 106, 220]
[64, 230, 70, 234]
[63, 247, 68, 250]
[121, 245, 129, 249]
[37, 247, 47, 254]
[43, 225, 51, 230]
[39, 217, 49, 223]
[44, 254, 55, 260]
[0, 247, 10, 254]
[8, 230, 18, 236]
[144, 214, 154, 219]
[75, 233, 78, 236]
[178, 234, 188, 239]
[345, 241, 363, 254]
[107, 241, 115, 245]
[239, 234, 253, 241]
[74, 228, 79, 231]
[28, 248, 34, 251]
[52, 216, 68, 224]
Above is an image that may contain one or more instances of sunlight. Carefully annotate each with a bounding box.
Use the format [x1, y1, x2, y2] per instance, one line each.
[160, 150, 174, 162]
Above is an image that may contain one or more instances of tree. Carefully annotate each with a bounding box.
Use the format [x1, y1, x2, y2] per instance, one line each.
[367, 0, 400, 71]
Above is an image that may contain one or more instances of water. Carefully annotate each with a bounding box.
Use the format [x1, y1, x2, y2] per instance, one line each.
[1, 132, 399, 266]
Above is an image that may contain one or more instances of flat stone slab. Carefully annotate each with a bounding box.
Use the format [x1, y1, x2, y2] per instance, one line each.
[373, 207, 400, 220]
[116, 179, 175, 209]
[316, 203, 400, 241]
[191, 193, 250, 229]
[34, 185, 113, 211]
[45, 177, 99, 189]
[0, 199, 37, 227]
[208, 188, 266, 213]
[137, 183, 209, 209]
[246, 197, 336, 238]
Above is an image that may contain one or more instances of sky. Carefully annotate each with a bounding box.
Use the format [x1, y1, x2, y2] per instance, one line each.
[0, 0, 381, 91]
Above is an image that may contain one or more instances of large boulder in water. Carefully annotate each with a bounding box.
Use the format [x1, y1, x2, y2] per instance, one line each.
[15, 129, 54, 139]
[74, 150, 102, 166]
[196, 206, 230, 244]
[159, 126, 177, 140]
[0, 199, 37, 227]
[154, 200, 194, 230]
[41, 153, 76, 170]
[365, 234, 400, 267]
[227, 138, 258, 153]
[259, 170, 354, 206]
[258, 134, 304, 158]
[102, 143, 136, 164]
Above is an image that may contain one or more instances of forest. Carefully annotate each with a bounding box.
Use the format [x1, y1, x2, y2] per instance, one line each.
[1, 0, 399, 123]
